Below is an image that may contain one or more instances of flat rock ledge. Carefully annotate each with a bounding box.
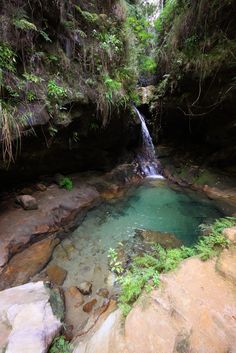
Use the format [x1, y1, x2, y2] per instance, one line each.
[73, 244, 236, 353]
[0, 182, 100, 272]
[0, 281, 61, 353]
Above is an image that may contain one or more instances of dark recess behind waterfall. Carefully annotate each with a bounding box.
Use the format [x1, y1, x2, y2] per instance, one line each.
[0, 106, 142, 188]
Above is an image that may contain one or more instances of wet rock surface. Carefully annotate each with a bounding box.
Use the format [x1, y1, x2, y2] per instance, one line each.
[0, 180, 100, 270]
[0, 237, 60, 290]
[46, 264, 68, 286]
[0, 282, 61, 353]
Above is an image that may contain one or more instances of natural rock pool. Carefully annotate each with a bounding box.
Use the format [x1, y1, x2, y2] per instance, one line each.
[47, 178, 225, 332]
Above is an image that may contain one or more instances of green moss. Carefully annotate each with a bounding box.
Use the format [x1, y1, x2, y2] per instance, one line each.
[193, 170, 219, 186]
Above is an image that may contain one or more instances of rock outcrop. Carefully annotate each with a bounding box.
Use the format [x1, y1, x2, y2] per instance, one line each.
[0, 282, 61, 353]
[73, 247, 236, 353]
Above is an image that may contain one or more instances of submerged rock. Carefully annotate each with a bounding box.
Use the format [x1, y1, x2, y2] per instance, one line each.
[83, 299, 97, 313]
[0, 282, 61, 353]
[135, 228, 182, 248]
[77, 281, 92, 295]
[16, 194, 38, 210]
[46, 265, 67, 286]
[96, 288, 109, 298]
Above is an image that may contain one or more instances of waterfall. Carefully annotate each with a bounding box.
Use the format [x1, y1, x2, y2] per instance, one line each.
[134, 107, 163, 178]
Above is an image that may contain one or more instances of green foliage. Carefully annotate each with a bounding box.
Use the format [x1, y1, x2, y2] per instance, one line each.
[0, 43, 16, 72]
[13, 17, 37, 31]
[39, 30, 52, 42]
[26, 90, 37, 102]
[154, 0, 178, 34]
[23, 72, 43, 83]
[195, 217, 234, 260]
[116, 217, 236, 315]
[49, 336, 71, 353]
[95, 31, 122, 54]
[47, 80, 67, 100]
[103, 75, 122, 102]
[140, 57, 157, 74]
[74, 6, 99, 23]
[59, 177, 73, 191]
[108, 248, 124, 275]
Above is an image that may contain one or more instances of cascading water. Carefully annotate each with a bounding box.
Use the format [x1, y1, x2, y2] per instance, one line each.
[134, 107, 163, 178]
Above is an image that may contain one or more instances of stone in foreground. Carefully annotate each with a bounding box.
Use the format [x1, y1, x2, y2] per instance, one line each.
[73, 255, 236, 353]
[16, 194, 38, 210]
[77, 281, 92, 295]
[0, 281, 61, 353]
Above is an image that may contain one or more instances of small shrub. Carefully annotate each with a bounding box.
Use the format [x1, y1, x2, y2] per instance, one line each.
[108, 248, 124, 275]
[47, 80, 67, 100]
[49, 336, 71, 353]
[59, 177, 73, 191]
[0, 43, 16, 72]
[13, 17, 37, 31]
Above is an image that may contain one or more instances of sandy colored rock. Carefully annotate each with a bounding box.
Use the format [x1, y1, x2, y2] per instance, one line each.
[223, 227, 236, 243]
[216, 247, 236, 284]
[64, 287, 85, 337]
[135, 228, 182, 248]
[73, 254, 236, 353]
[46, 264, 67, 285]
[0, 237, 59, 290]
[16, 195, 38, 210]
[0, 282, 61, 353]
[78, 281, 92, 295]
[83, 299, 97, 313]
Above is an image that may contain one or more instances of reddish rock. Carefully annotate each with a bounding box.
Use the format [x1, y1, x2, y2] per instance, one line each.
[46, 264, 67, 285]
[0, 237, 59, 290]
[83, 299, 97, 313]
[0, 182, 99, 268]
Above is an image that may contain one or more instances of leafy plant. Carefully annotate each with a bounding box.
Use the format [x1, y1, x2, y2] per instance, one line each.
[115, 217, 236, 315]
[39, 30, 52, 42]
[47, 80, 67, 100]
[26, 90, 37, 102]
[0, 43, 16, 72]
[49, 336, 71, 353]
[23, 72, 43, 83]
[103, 75, 122, 102]
[108, 248, 124, 275]
[140, 56, 157, 74]
[13, 17, 37, 31]
[59, 177, 73, 191]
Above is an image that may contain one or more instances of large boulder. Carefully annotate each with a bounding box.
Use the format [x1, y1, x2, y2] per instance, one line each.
[73, 253, 236, 353]
[0, 282, 61, 353]
[0, 237, 60, 290]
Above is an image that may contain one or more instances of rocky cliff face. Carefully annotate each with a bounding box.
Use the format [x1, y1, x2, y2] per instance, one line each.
[148, 0, 236, 171]
[0, 0, 140, 184]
